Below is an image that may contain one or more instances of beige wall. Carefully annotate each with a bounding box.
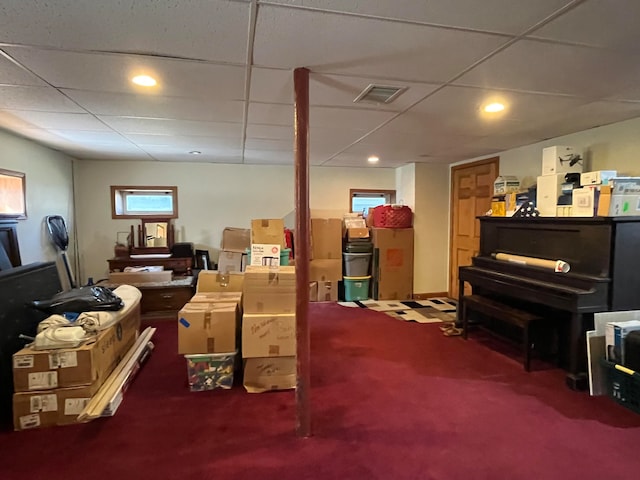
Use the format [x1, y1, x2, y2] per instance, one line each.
[74, 161, 396, 282]
[471, 116, 640, 186]
[0, 128, 75, 286]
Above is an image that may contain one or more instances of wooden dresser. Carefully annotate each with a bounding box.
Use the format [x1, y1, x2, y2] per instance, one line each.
[100, 276, 195, 320]
[107, 256, 193, 276]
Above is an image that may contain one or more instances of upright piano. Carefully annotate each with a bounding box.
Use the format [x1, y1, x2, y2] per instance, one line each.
[458, 216, 640, 390]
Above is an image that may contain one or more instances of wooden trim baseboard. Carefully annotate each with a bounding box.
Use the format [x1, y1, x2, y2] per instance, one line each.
[413, 292, 450, 300]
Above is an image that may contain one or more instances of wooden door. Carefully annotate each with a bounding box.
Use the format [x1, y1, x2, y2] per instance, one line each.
[449, 157, 499, 299]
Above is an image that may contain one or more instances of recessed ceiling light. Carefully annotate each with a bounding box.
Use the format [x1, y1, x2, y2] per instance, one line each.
[367, 155, 379, 163]
[484, 102, 505, 113]
[132, 75, 157, 87]
[189, 150, 202, 155]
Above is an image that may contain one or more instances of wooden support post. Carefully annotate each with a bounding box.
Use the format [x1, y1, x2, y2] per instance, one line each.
[293, 67, 311, 438]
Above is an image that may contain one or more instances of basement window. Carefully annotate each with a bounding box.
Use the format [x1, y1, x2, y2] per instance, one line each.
[111, 186, 178, 219]
[350, 189, 396, 215]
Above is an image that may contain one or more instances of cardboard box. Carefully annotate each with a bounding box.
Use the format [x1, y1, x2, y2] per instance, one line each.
[242, 313, 296, 358]
[108, 270, 172, 284]
[185, 352, 236, 392]
[542, 146, 584, 175]
[493, 175, 520, 195]
[536, 174, 565, 217]
[196, 271, 244, 293]
[243, 266, 296, 314]
[597, 185, 612, 216]
[371, 228, 414, 300]
[571, 187, 597, 217]
[309, 281, 318, 302]
[311, 218, 342, 260]
[217, 250, 244, 273]
[347, 227, 370, 240]
[581, 170, 618, 186]
[189, 292, 242, 304]
[13, 383, 101, 431]
[250, 244, 281, 267]
[608, 178, 640, 216]
[221, 227, 250, 253]
[317, 281, 338, 302]
[178, 302, 239, 354]
[309, 259, 342, 282]
[12, 306, 141, 392]
[243, 356, 297, 393]
[606, 320, 640, 365]
[251, 219, 285, 248]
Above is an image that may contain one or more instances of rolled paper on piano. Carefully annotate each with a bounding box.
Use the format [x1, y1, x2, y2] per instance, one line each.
[493, 252, 570, 273]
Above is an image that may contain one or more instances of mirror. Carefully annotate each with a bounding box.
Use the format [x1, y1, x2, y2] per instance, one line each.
[131, 217, 174, 254]
[144, 221, 168, 247]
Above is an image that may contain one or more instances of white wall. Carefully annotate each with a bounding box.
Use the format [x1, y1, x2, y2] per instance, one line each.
[74, 161, 396, 282]
[0, 128, 75, 285]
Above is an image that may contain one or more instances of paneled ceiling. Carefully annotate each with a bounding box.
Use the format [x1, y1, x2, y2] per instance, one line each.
[1, 0, 639, 168]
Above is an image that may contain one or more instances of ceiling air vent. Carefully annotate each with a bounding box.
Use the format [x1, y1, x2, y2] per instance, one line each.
[353, 84, 407, 104]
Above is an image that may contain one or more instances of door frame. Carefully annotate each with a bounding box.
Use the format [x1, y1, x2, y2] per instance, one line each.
[448, 156, 500, 298]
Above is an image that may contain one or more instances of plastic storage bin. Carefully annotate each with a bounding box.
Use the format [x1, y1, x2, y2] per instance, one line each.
[601, 357, 640, 414]
[344, 275, 371, 301]
[343, 252, 371, 276]
[372, 204, 413, 228]
[344, 241, 373, 253]
[185, 352, 237, 391]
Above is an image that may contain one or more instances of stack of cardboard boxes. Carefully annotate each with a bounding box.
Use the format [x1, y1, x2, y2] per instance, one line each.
[11, 305, 141, 430]
[178, 271, 244, 391]
[309, 218, 343, 301]
[241, 265, 297, 392]
[218, 227, 251, 273]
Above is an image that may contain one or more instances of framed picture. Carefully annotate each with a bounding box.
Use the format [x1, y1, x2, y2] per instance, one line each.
[0, 168, 27, 219]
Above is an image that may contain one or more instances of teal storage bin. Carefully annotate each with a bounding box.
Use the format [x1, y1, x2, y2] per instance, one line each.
[343, 275, 370, 301]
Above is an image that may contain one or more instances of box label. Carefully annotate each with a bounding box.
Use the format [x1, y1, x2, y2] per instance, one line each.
[64, 398, 90, 416]
[250, 244, 281, 266]
[28, 372, 58, 390]
[19, 414, 41, 430]
[30, 394, 58, 413]
[49, 351, 78, 369]
[386, 249, 404, 268]
[13, 355, 34, 369]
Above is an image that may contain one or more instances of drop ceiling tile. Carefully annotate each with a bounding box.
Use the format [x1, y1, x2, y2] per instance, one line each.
[4, 47, 247, 100]
[387, 86, 589, 137]
[140, 144, 242, 158]
[0, 0, 250, 63]
[254, 5, 509, 82]
[455, 40, 640, 98]
[525, 100, 640, 139]
[99, 116, 242, 137]
[149, 151, 244, 164]
[320, 153, 406, 168]
[246, 124, 293, 141]
[245, 138, 293, 151]
[248, 103, 293, 126]
[250, 67, 440, 111]
[0, 85, 84, 112]
[272, 0, 570, 35]
[45, 129, 131, 145]
[0, 54, 47, 86]
[530, 1, 640, 49]
[125, 134, 241, 150]
[310, 106, 395, 130]
[0, 110, 112, 130]
[61, 89, 245, 122]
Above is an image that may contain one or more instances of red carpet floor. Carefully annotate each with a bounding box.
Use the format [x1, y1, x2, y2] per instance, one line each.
[2, 302, 640, 480]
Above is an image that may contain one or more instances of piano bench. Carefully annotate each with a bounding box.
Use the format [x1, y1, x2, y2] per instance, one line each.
[461, 294, 554, 372]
